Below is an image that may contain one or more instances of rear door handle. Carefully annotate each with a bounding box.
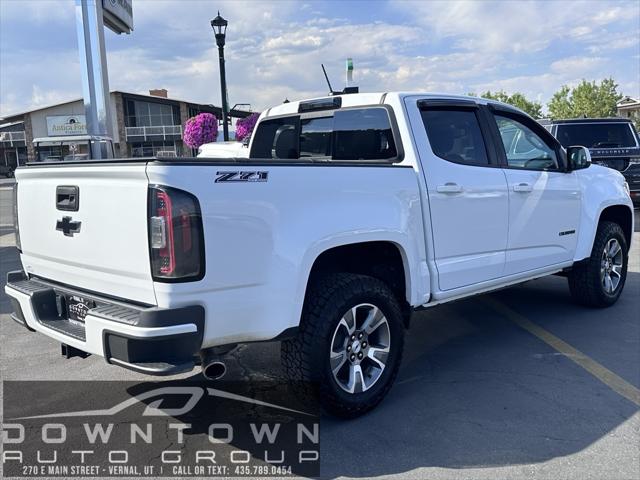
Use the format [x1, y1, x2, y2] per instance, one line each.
[513, 183, 532, 193]
[436, 182, 463, 194]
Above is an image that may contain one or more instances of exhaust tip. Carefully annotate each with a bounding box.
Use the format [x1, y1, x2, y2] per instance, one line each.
[203, 361, 226, 380]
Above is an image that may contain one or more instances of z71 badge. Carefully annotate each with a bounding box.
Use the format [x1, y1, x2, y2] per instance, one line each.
[215, 171, 269, 183]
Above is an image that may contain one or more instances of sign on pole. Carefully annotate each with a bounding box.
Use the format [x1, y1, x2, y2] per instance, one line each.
[102, 0, 133, 34]
[346, 58, 353, 87]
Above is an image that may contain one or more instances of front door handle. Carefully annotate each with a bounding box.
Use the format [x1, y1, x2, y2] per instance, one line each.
[436, 182, 463, 194]
[513, 183, 532, 193]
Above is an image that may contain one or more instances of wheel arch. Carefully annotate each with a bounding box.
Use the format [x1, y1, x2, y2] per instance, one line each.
[598, 205, 633, 247]
[300, 239, 414, 327]
[574, 202, 634, 261]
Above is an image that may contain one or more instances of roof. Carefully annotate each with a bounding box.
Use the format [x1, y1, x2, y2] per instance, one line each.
[263, 92, 523, 118]
[545, 118, 633, 124]
[0, 120, 25, 128]
[617, 96, 639, 106]
[0, 90, 252, 121]
[32, 135, 112, 143]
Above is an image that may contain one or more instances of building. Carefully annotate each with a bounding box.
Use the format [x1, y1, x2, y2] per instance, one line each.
[617, 96, 640, 120]
[0, 89, 251, 169]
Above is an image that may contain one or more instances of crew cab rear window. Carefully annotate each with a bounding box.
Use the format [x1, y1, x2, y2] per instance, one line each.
[556, 123, 637, 148]
[249, 107, 399, 162]
[421, 109, 489, 166]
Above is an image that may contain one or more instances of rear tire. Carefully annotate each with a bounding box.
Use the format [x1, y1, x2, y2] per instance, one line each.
[568, 221, 628, 308]
[281, 273, 405, 418]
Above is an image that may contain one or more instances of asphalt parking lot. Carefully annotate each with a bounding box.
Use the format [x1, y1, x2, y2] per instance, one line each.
[0, 180, 638, 480]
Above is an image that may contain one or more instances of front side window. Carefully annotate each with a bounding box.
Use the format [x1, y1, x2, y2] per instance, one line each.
[249, 107, 399, 162]
[495, 115, 558, 170]
[421, 109, 489, 166]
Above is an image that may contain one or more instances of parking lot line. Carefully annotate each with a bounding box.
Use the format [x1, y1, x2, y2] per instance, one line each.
[482, 296, 640, 408]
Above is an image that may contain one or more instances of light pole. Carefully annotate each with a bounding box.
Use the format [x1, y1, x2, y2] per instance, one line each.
[211, 12, 229, 142]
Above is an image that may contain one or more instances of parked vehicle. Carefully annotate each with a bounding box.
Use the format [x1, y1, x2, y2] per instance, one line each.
[0, 164, 15, 177]
[197, 140, 249, 158]
[542, 118, 640, 206]
[33, 135, 115, 162]
[6, 93, 633, 417]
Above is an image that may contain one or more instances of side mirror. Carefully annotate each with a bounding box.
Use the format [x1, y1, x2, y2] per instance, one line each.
[566, 145, 591, 171]
[242, 136, 250, 147]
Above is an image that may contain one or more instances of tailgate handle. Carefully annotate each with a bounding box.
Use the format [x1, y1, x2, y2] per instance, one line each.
[56, 186, 79, 211]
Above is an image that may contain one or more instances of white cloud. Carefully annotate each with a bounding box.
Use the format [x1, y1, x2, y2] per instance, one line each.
[393, 0, 638, 54]
[0, 0, 74, 25]
[1, 0, 639, 116]
[550, 56, 606, 75]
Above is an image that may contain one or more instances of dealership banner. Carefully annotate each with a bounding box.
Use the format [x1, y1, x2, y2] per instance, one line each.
[2, 381, 320, 478]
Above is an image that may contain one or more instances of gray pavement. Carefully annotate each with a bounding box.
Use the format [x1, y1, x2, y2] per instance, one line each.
[1, 187, 639, 480]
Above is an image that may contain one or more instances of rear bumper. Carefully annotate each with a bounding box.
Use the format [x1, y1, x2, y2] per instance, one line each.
[4, 271, 204, 376]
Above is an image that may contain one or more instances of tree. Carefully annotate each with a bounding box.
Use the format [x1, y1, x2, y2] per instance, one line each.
[477, 90, 543, 118]
[547, 78, 622, 119]
[628, 111, 640, 133]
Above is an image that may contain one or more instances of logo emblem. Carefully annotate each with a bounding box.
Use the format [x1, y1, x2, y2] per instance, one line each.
[215, 171, 268, 183]
[56, 216, 82, 237]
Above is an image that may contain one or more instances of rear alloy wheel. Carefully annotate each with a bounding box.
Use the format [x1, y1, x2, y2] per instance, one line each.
[568, 221, 628, 307]
[281, 273, 405, 418]
[329, 303, 391, 394]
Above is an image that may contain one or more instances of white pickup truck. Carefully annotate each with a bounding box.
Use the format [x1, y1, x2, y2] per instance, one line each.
[6, 92, 633, 417]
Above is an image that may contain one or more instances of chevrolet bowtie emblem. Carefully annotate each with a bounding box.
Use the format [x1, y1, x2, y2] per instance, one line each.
[56, 216, 82, 237]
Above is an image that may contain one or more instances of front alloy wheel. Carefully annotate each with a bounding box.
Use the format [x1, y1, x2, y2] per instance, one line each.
[600, 238, 624, 294]
[568, 221, 628, 307]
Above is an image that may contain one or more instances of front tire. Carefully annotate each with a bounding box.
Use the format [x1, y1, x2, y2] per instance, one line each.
[568, 221, 628, 308]
[281, 273, 405, 418]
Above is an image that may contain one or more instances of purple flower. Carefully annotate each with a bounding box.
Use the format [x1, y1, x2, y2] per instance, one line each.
[235, 112, 260, 142]
[183, 113, 218, 148]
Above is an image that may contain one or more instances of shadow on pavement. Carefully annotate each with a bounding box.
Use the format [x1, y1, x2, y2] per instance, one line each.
[1, 245, 21, 314]
[315, 281, 639, 478]
[136, 274, 639, 479]
[1, 218, 638, 478]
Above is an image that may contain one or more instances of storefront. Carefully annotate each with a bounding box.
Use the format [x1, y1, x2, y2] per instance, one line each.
[0, 121, 27, 175]
[0, 89, 252, 163]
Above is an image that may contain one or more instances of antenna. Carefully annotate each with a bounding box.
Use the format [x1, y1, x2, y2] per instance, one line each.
[321, 64, 335, 95]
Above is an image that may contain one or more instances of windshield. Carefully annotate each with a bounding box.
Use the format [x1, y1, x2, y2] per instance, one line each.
[556, 123, 637, 148]
[35, 142, 90, 162]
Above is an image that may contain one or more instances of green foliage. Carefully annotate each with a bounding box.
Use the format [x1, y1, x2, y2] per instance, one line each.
[547, 78, 622, 119]
[478, 90, 544, 119]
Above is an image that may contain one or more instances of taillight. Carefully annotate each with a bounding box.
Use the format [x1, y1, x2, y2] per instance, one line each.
[13, 183, 21, 251]
[148, 185, 204, 281]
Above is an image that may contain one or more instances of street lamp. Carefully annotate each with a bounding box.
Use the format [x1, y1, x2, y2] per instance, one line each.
[211, 12, 230, 141]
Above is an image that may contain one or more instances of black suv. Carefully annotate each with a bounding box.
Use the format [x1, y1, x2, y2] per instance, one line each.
[542, 118, 639, 206]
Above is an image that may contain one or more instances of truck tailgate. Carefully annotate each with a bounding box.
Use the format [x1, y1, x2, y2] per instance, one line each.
[15, 164, 156, 305]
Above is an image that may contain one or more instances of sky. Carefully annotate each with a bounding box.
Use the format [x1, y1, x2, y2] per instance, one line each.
[1, 0, 639, 117]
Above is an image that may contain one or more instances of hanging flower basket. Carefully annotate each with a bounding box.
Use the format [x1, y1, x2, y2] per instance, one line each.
[235, 112, 260, 142]
[183, 113, 218, 148]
